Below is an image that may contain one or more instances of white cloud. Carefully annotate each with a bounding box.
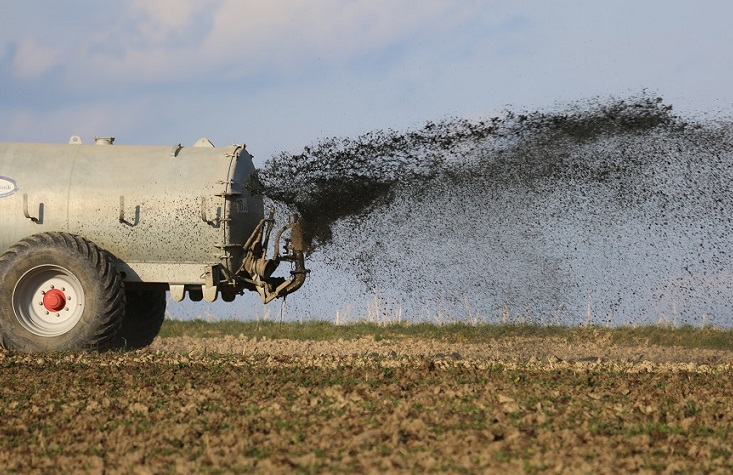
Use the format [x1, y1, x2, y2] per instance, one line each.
[11, 36, 63, 79]
[5, 0, 733, 146]
[127, 0, 219, 45]
[7, 1, 488, 88]
[199, 0, 480, 63]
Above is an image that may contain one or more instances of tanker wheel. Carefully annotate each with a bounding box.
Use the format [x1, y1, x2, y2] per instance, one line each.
[0, 232, 125, 352]
[113, 289, 166, 349]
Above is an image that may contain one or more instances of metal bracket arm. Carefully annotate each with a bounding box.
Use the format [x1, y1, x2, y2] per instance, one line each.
[236, 212, 309, 303]
[23, 193, 39, 222]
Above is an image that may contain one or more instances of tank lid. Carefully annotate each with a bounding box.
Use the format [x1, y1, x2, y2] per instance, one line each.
[68, 136, 83, 144]
[94, 136, 115, 145]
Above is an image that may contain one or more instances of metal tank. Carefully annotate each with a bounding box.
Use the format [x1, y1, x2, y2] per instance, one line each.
[0, 136, 307, 351]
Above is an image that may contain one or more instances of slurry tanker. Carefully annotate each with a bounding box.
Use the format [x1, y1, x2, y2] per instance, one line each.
[0, 136, 308, 351]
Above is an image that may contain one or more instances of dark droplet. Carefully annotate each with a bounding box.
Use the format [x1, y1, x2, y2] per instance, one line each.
[250, 93, 733, 325]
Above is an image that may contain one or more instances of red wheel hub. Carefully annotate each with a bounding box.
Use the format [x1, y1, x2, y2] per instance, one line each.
[43, 289, 67, 313]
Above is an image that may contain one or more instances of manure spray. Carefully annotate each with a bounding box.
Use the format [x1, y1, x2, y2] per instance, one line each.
[251, 94, 733, 326]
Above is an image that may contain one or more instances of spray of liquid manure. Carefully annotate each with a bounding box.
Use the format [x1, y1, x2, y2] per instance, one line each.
[249, 94, 733, 326]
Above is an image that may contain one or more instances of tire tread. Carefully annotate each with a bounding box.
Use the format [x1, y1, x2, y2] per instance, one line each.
[0, 232, 126, 351]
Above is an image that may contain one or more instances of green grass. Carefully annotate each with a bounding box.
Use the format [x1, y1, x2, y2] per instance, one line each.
[158, 320, 733, 350]
[606, 325, 733, 350]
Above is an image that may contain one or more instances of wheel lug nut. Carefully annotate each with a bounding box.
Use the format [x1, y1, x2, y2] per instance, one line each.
[41, 291, 46, 295]
[45, 311, 49, 315]
[50, 285, 55, 289]
[56, 313, 60, 317]
[39, 302, 44, 306]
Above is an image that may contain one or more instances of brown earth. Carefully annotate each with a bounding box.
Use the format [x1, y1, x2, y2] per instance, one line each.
[151, 334, 733, 365]
[1, 336, 732, 474]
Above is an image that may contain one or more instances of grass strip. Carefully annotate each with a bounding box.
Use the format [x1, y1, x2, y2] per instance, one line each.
[158, 320, 733, 350]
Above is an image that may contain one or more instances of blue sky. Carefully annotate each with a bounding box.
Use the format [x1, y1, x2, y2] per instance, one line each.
[3, 1, 732, 161]
[3, 1, 733, 320]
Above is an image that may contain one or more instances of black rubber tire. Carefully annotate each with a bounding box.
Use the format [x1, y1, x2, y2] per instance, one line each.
[113, 289, 166, 349]
[0, 232, 125, 351]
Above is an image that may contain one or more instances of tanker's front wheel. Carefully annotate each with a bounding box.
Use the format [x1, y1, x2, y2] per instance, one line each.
[0, 233, 125, 351]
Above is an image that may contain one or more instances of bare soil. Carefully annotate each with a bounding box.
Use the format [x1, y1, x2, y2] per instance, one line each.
[1, 334, 732, 474]
[151, 333, 733, 365]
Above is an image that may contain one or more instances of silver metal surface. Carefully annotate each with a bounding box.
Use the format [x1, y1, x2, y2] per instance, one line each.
[0, 139, 263, 288]
[0, 137, 307, 304]
[13, 264, 85, 337]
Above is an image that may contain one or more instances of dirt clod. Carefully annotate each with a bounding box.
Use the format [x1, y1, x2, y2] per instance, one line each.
[2, 334, 732, 473]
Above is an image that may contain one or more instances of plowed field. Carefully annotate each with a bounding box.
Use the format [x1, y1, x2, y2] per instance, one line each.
[2, 325, 732, 474]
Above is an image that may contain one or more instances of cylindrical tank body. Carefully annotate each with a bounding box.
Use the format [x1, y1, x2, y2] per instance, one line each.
[0, 139, 263, 288]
